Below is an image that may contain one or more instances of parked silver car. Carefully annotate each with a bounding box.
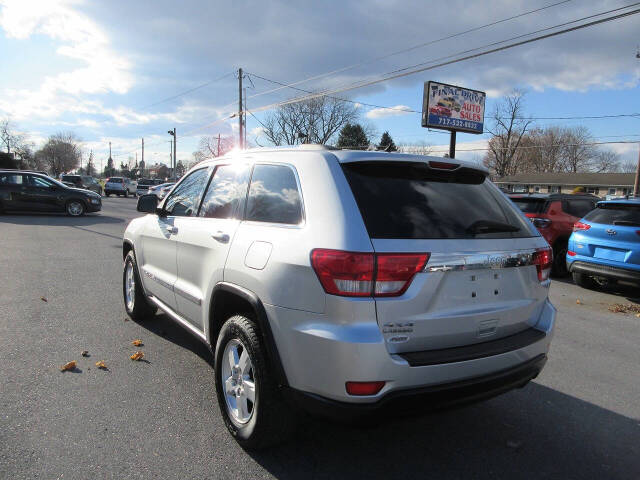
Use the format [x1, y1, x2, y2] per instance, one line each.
[122, 145, 556, 449]
[105, 177, 136, 197]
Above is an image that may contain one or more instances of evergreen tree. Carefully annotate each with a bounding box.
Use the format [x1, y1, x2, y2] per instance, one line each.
[175, 160, 185, 178]
[378, 131, 397, 152]
[104, 156, 115, 177]
[86, 150, 96, 176]
[335, 123, 369, 150]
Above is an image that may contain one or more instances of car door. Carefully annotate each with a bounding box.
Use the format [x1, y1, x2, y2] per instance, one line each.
[0, 173, 26, 210]
[23, 175, 64, 211]
[140, 167, 212, 313]
[173, 163, 251, 330]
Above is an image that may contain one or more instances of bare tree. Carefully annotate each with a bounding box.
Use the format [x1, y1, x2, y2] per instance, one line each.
[262, 97, 358, 146]
[36, 132, 82, 176]
[195, 134, 235, 160]
[398, 142, 433, 155]
[483, 90, 532, 176]
[562, 126, 596, 173]
[618, 158, 637, 173]
[0, 117, 34, 165]
[591, 149, 618, 173]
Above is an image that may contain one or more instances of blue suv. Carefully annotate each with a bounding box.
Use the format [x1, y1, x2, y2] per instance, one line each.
[567, 199, 640, 289]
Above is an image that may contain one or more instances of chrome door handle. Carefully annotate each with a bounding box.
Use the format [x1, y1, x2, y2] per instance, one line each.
[167, 226, 178, 234]
[211, 231, 230, 243]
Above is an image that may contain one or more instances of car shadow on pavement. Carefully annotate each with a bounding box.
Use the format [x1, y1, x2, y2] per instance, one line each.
[131, 311, 214, 368]
[249, 383, 639, 480]
[131, 307, 639, 480]
[552, 275, 640, 304]
[0, 213, 125, 226]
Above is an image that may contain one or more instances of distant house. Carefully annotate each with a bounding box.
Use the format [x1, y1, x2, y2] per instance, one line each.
[494, 173, 636, 197]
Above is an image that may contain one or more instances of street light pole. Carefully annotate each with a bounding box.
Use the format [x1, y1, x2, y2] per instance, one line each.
[168, 128, 176, 181]
[238, 68, 243, 149]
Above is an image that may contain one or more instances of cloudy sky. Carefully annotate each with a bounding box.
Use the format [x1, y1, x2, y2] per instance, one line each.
[0, 0, 639, 169]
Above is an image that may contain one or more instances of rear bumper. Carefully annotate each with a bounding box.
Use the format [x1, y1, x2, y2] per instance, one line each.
[265, 298, 555, 404]
[285, 354, 547, 420]
[568, 260, 640, 282]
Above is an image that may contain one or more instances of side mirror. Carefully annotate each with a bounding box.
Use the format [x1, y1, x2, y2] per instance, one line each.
[137, 194, 158, 214]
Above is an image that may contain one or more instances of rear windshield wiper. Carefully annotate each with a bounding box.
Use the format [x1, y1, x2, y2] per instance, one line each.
[612, 220, 640, 227]
[466, 220, 520, 234]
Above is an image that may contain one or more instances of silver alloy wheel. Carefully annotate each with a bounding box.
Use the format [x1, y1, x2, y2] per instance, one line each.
[67, 201, 83, 216]
[221, 338, 256, 425]
[124, 261, 135, 311]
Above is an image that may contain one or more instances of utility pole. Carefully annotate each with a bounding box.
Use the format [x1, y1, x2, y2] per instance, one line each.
[449, 131, 456, 158]
[217, 133, 221, 157]
[238, 67, 243, 149]
[244, 87, 248, 148]
[142, 137, 144, 166]
[634, 144, 640, 197]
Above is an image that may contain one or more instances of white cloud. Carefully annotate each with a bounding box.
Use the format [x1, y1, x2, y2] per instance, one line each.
[366, 105, 413, 119]
[0, 0, 133, 120]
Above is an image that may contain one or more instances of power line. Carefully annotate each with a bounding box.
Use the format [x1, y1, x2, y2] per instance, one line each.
[139, 71, 235, 110]
[243, 0, 572, 102]
[243, 4, 640, 115]
[247, 71, 640, 122]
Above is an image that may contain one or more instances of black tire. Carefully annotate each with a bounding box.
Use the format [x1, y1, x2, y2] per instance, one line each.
[214, 315, 296, 450]
[66, 200, 85, 216]
[572, 271, 598, 290]
[105, 192, 110, 197]
[124, 190, 129, 198]
[123, 251, 157, 320]
[552, 241, 569, 277]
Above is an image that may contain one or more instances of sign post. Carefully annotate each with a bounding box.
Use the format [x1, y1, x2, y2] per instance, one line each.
[422, 81, 486, 158]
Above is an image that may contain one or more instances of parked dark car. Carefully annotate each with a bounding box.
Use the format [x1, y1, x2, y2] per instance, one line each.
[508, 193, 599, 275]
[60, 174, 103, 195]
[0, 170, 102, 216]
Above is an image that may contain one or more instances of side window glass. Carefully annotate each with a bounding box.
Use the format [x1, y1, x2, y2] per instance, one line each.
[164, 168, 210, 217]
[246, 164, 303, 225]
[0, 174, 24, 185]
[31, 176, 53, 188]
[199, 164, 250, 219]
[565, 200, 594, 218]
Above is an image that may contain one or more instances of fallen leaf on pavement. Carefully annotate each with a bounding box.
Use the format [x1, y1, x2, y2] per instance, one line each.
[608, 303, 640, 314]
[636, 313, 640, 318]
[576, 299, 581, 305]
[81, 350, 89, 357]
[130, 351, 144, 361]
[60, 361, 77, 372]
[41, 297, 48, 302]
[132, 339, 143, 347]
[95, 360, 107, 370]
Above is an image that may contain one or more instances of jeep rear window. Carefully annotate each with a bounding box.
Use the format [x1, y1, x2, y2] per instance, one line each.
[510, 197, 547, 214]
[107, 177, 123, 183]
[342, 162, 534, 239]
[584, 204, 640, 225]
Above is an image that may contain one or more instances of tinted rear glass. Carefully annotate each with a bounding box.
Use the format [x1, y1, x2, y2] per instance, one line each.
[137, 179, 152, 185]
[510, 197, 547, 214]
[62, 175, 80, 181]
[342, 162, 534, 239]
[584, 204, 640, 225]
[107, 177, 123, 182]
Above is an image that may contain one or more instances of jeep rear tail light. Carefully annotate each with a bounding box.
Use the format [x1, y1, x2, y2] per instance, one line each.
[533, 247, 553, 282]
[311, 250, 429, 297]
[310, 250, 374, 297]
[573, 221, 591, 232]
[346, 381, 385, 396]
[374, 253, 430, 296]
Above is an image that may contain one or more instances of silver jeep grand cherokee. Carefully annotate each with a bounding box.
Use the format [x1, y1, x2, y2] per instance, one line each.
[122, 145, 556, 449]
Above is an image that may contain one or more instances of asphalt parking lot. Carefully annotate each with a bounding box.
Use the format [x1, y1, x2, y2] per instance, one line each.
[1, 196, 638, 480]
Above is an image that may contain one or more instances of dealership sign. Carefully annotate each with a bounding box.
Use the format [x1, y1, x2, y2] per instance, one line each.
[422, 81, 486, 134]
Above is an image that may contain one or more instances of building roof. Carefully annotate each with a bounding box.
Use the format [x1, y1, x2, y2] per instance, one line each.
[494, 172, 635, 186]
